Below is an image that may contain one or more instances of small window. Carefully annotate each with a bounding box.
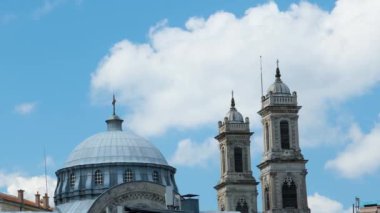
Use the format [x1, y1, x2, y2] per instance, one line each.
[152, 171, 159, 183]
[123, 169, 133, 183]
[69, 173, 76, 189]
[234, 147, 243, 172]
[280, 120, 290, 149]
[94, 170, 103, 185]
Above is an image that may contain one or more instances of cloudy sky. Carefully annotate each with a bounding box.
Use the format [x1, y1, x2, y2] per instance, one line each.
[1, 0, 380, 212]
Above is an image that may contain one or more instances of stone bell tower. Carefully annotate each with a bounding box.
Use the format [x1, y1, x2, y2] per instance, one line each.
[215, 93, 258, 213]
[257, 61, 310, 213]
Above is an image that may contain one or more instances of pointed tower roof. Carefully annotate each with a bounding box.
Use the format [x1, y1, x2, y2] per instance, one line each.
[267, 60, 291, 95]
[225, 91, 244, 123]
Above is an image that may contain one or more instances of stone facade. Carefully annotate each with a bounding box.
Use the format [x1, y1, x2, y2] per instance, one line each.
[88, 181, 180, 213]
[215, 96, 258, 213]
[54, 162, 177, 206]
[257, 64, 310, 213]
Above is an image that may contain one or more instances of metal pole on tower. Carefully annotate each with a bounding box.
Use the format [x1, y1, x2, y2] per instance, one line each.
[260, 56, 264, 97]
[44, 146, 48, 195]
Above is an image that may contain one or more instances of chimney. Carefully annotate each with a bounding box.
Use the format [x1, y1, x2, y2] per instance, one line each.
[17, 189, 24, 201]
[35, 192, 41, 207]
[42, 193, 49, 209]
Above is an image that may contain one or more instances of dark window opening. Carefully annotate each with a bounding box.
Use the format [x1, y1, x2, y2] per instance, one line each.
[280, 121, 290, 149]
[236, 198, 249, 213]
[152, 171, 159, 183]
[69, 173, 75, 189]
[282, 179, 297, 208]
[265, 123, 270, 151]
[123, 169, 133, 183]
[94, 170, 103, 185]
[234, 147, 243, 172]
[265, 187, 270, 210]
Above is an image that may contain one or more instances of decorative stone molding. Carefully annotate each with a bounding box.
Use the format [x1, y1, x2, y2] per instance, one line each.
[88, 182, 170, 213]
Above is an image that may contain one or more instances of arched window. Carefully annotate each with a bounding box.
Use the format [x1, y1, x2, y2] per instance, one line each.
[265, 123, 270, 151]
[152, 171, 159, 183]
[265, 187, 270, 210]
[94, 170, 103, 185]
[282, 178, 297, 208]
[280, 120, 290, 149]
[123, 169, 133, 183]
[69, 173, 76, 189]
[235, 198, 249, 213]
[234, 147, 243, 172]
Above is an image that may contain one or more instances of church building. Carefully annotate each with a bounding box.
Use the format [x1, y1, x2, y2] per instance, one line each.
[1, 61, 310, 213]
[257, 62, 310, 213]
[215, 61, 310, 213]
[53, 96, 183, 212]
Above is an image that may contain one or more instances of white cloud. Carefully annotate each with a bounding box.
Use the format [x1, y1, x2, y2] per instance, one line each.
[14, 102, 37, 115]
[0, 171, 56, 207]
[90, 0, 380, 148]
[325, 122, 380, 179]
[33, 0, 65, 20]
[169, 138, 219, 167]
[308, 193, 351, 213]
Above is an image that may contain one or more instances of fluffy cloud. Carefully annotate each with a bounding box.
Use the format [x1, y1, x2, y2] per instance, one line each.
[326, 122, 380, 178]
[308, 193, 351, 213]
[169, 138, 219, 167]
[91, 0, 380, 148]
[0, 172, 56, 207]
[14, 102, 37, 115]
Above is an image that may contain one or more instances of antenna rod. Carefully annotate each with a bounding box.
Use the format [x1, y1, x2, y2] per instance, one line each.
[260, 56, 264, 97]
[44, 147, 48, 195]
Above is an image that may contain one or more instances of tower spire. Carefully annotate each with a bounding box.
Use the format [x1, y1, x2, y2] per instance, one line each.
[231, 90, 235, 108]
[275, 59, 281, 78]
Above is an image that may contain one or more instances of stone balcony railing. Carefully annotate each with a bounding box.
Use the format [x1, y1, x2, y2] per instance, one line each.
[262, 93, 297, 108]
[218, 122, 250, 133]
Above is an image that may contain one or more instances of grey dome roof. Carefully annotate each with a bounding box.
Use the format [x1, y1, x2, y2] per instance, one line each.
[64, 129, 168, 168]
[226, 108, 244, 123]
[267, 64, 291, 95]
[225, 95, 244, 123]
[267, 79, 291, 94]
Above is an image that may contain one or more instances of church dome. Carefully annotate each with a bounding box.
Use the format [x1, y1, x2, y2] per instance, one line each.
[63, 96, 168, 168]
[267, 79, 291, 95]
[267, 61, 291, 95]
[64, 129, 168, 168]
[225, 94, 244, 123]
[55, 96, 179, 211]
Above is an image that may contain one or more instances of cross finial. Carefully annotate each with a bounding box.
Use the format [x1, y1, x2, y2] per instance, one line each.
[277, 59, 279, 68]
[112, 94, 116, 115]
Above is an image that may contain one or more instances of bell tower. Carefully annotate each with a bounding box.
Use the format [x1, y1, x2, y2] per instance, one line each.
[257, 61, 310, 213]
[215, 93, 258, 213]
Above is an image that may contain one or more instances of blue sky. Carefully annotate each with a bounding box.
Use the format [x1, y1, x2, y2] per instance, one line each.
[1, 0, 380, 212]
